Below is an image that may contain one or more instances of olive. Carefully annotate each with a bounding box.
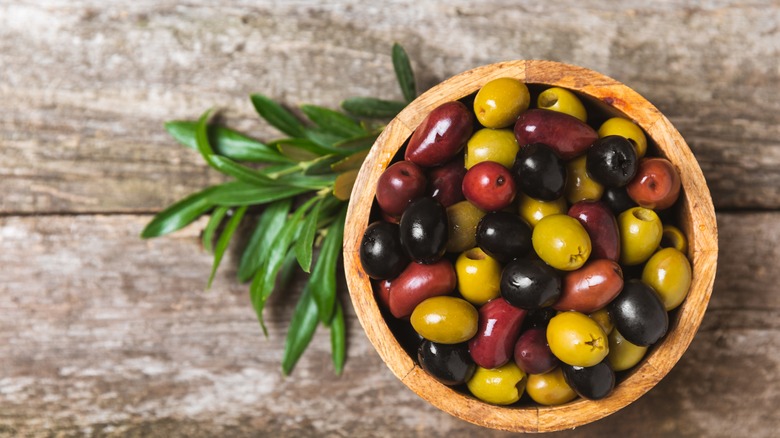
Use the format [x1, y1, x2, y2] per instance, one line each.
[526, 367, 578, 406]
[501, 258, 561, 310]
[468, 298, 527, 369]
[568, 200, 620, 262]
[532, 214, 592, 271]
[467, 363, 527, 405]
[411, 296, 479, 344]
[555, 259, 623, 313]
[514, 328, 559, 375]
[445, 200, 486, 253]
[588, 308, 614, 336]
[360, 222, 408, 280]
[642, 248, 692, 310]
[427, 159, 467, 208]
[400, 197, 448, 263]
[598, 117, 647, 158]
[455, 247, 502, 305]
[517, 193, 567, 228]
[660, 224, 688, 254]
[406, 101, 474, 167]
[522, 307, 557, 331]
[537, 87, 587, 122]
[373, 279, 392, 310]
[602, 186, 637, 216]
[608, 279, 669, 346]
[561, 360, 615, 400]
[476, 211, 532, 263]
[511, 143, 566, 201]
[388, 260, 456, 319]
[546, 311, 609, 367]
[514, 109, 598, 160]
[618, 207, 663, 266]
[626, 158, 681, 210]
[375, 161, 428, 217]
[564, 154, 604, 204]
[607, 329, 648, 372]
[473, 77, 530, 129]
[418, 340, 476, 386]
[464, 128, 519, 169]
[462, 161, 517, 211]
[586, 136, 638, 188]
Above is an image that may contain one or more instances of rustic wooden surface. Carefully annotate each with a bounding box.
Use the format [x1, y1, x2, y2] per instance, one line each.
[1, 0, 778, 436]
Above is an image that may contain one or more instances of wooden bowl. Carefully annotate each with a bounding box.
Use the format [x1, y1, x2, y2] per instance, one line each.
[343, 60, 718, 433]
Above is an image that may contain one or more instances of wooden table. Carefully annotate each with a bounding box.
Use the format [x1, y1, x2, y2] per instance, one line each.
[2, 1, 778, 436]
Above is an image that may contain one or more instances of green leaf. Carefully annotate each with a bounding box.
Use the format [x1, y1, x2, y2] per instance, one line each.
[332, 131, 380, 152]
[309, 206, 346, 323]
[202, 206, 229, 253]
[206, 182, 310, 206]
[237, 199, 293, 282]
[304, 129, 349, 149]
[251, 94, 307, 138]
[295, 198, 322, 273]
[330, 300, 346, 375]
[277, 173, 336, 190]
[207, 206, 247, 289]
[208, 155, 274, 186]
[330, 150, 370, 173]
[302, 155, 342, 176]
[165, 121, 290, 163]
[270, 138, 337, 159]
[140, 185, 218, 238]
[341, 97, 406, 119]
[300, 105, 366, 138]
[281, 284, 319, 375]
[392, 43, 416, 103]
[195, 109, 219, 169]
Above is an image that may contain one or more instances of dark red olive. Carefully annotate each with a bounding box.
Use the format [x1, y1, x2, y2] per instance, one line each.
[586, 136, 638, 187]
[555, 259, 624, 313]
[501, 258, 561, 310]
[602, 186, 637, 216]
[462, 161, 516, 211]
[626, 158, 682, 210]
[608, 279, 668, 346]
[360, 221, 408, 279]
[476, 211, 532, 263]
[514, 328, 559, 375]
[418, 340, 476, 386]
[514, 109, 598, 160]
[427, 159, 467, 207]
[388, 260, 456, 318]
[373, 279, 392, 310]
[405, 101, 474, 167]
[375, 161, 427, 217]
[399, 197, 448, 263]
[561, 360, 615, 400]
[568, 200, 620, 261]
[468, 298, 527, 369]
[511, 143, 566, 201]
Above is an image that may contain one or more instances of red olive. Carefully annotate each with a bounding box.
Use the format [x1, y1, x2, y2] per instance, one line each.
[626, 158, 681, 210]
[427, 159, 467, 207]
[405, 101, 474, 167]
[514, 109, 598, 160]
[468, 298, 527, 369]
[568, 200, 620, 262]
[374, 279, 392, 310]
[388, 260, 456, 318]
[554, 259, 624, 313]
[462, 161, 517, 211]
[375, 161, 428, 217]
[514, 328, 559, 375]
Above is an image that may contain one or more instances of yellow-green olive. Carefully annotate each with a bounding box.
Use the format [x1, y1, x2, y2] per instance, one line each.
[464, 128, 519, 169]
[446, 200, 486, 253]
[455, 247, 502, 305]
[588, 308, 614, 335]
[618, 207, 663, 265]
[547, 311, 609, 367]
[466, 362, 527, 405]
[525, 367, 578, 406]
[565, 155, 604, 204]
[607, 329, 648, 371]
[537, 87, 587, 123]
[598, 117, 648, 158]
[642, 247, 692, 310]
[532, 214, 592, 271]
[518, 193, 568, 228]
[473, 78, 530, 129]
[410, 296, 478, 344]
[660, 224, 688, 254]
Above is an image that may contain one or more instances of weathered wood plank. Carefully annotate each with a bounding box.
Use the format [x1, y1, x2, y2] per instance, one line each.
[0, 212, 777, 436]
[1, 0, 779, 213]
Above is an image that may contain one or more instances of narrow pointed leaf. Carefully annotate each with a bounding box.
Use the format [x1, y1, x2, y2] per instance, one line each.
[165, 121, 289, 163]
[330, 300, 346, 375]
[303, 129, 348, 149]
[206, 182, 309, 206]
[271, 138, 333, 160]
[392, 43, 416, 103]
[330, 149, 369, 172]
[295, 199, 322, 273]
[309, 206, 346, 323]
[277, 173, 337, 190]
[206, 206, 247, 289]
[208, 155, 274, 186]
[333, 169, 359, 201]
[341, 97, 406, 119]
[332, 131, 380, 152]
[237, 199, 292, 282]
[195, 109, 219, 169]
[141, 185, 218, 238]
[303, 155, 342, 176]
[281, 284, 319, 375]
[251, 94, 307, 138]
[202, 206, 229, 253]
[300, 105, 366, 138]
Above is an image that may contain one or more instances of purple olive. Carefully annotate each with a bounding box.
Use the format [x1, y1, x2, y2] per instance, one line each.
[427, 159, 467, 207]
[514, 328, 559, 375]
[388, 260, 456, 319]
[405, 101, 474, 167]
[568, 200, 620, 261]
[468, 298, 527, 369]
[514, 109, 598, 160]
[375, 161, 428, 217]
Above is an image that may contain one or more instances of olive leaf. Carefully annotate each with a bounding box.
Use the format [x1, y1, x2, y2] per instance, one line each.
[301, 105, 366, 138]
[330, 300, 346, 375]
[341, 97, 406, 119]
[206, 182, 310, 206]
[237, 199, 293, 282]
[281, 283, 319, 376]
[392, 43, 416, 103]
[295, 198, 323, 273]
[165, 121, 290, 163]
[309, 206, 347, 323]
[202, 206, 229, 253]
[206, 206, 247, 289]
[140, 185, 220, 238]
[251, 94, 308, 138]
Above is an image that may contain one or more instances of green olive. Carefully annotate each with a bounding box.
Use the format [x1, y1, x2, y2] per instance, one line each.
[473, 78, 530, 129]
[455, 247, 502, 305]
[410, 296, 478, 344]
[565, 155, 604, 204]
[607, 329, 648, 371]
[466, 362, 527, 405]
[518, 193, 568, 228]
[660, 224, 688, 254]
[547, 311, 609, 367]
[537, 87, 587, 122]
[598, 117, 648, 158]
[464, 128, 519, 169]
[588, 308, 614, 335]
[642, 247, 692, 310]
[532, 214, 592, 271]
[446, 201, 486, 253]
[525, 367, 578, 406]
[618, 207, 663, 265]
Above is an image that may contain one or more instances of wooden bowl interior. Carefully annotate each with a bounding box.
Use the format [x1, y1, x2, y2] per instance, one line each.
[343, 60, 718, 433]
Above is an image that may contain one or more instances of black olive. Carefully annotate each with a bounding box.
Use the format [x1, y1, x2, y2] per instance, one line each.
[586, 136, 638, 187]
[359, 221, 408, 279]
[521, 307, 558, 331]
[511, 143, 566, 200]
[609, 279, 669, 346]
[417, 340, 476, 386]
[399, 197, 448, 263]
[561, 360, 615, 400]
[602, 186, 638, 216]
[476, 211, 532, 263]
[500, 258, 561, 310]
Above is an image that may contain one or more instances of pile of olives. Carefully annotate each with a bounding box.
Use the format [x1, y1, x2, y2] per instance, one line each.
[360, 77, 692, 407]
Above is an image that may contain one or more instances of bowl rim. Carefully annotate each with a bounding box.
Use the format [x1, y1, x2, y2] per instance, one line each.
[343, 60, 718, 433]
